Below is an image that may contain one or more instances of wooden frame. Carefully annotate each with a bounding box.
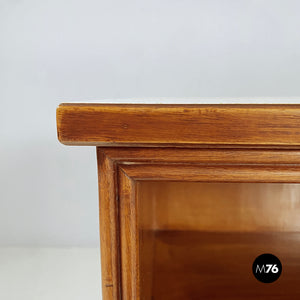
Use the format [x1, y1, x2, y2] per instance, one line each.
[97, 147, 300, 299]
[57, 104, 300, 299]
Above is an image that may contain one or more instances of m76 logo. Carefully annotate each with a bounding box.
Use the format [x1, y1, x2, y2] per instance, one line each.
[255, 264, 279, 274]
[252, 254, 282, 283]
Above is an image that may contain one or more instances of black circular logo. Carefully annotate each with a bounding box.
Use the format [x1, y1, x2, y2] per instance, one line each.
[252, 253, 282, 283]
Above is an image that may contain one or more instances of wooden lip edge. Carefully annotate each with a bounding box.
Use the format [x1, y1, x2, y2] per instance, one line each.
[56, 103, 300, 147]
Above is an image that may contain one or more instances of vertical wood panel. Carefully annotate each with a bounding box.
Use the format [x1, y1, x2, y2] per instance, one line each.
[97, 149, 121, 300]
[118, 168, 140, 300]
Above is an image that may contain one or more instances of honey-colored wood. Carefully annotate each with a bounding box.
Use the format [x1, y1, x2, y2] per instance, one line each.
[97, 151, 120, 299]
[56, 105, 300, 299]
[152, 231, 300, 299]
[96, 147, 300, 299]
[118, 169, 139, 300]
[101, 147, 300, 164]
[137, 182, 300, 232]
[57, 104, 300, 147]
[120, 163, 300, 182]
[136, 182, 300, 298]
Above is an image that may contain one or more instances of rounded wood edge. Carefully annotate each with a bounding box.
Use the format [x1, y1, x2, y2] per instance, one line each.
[56, 103, 300, 147]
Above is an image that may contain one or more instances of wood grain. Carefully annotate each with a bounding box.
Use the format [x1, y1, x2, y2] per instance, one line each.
[101, 147, 300, 164]
[57, 104, 300, 147]
[120, 164, 300, 182]
[151, 231, 300, 300]
[137, 181, 300, 232]
[96, 147, 300, 299]
[57, 105, 300, 299]
[97, 151, 120, 300]
[118, 168, 140, 300]
[137, 181, 300, 298]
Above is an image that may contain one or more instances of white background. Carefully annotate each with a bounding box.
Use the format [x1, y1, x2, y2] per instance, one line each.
[1, 0, 300, 299]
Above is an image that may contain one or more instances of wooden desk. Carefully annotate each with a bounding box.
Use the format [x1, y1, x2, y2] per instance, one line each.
[57, 104, 300, 299]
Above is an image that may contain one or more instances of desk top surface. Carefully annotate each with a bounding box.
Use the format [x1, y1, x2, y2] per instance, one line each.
[57, 104, 300, 147]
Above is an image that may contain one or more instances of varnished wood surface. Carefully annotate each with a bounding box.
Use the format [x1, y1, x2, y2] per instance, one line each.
[97, 151, 120, 299]
[58, 102, 300, 300]
[137, 181, 300, 299]
[95, 147, 300, 300]
[121, 164, 300, 182]
[118, 168, 140, 300]
[101, 147, 300, 164]
[57, 104, 300, 147]
[150, 230, 300, 300]
[137, 182, 300, 232]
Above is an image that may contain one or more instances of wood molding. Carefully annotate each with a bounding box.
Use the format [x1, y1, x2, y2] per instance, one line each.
[118, 168, 139, 300]
[97, 147, 300, 299]
[97, 151, 120, 300]
[101, 147, 300, 164]
[119, 164, 300, 182]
